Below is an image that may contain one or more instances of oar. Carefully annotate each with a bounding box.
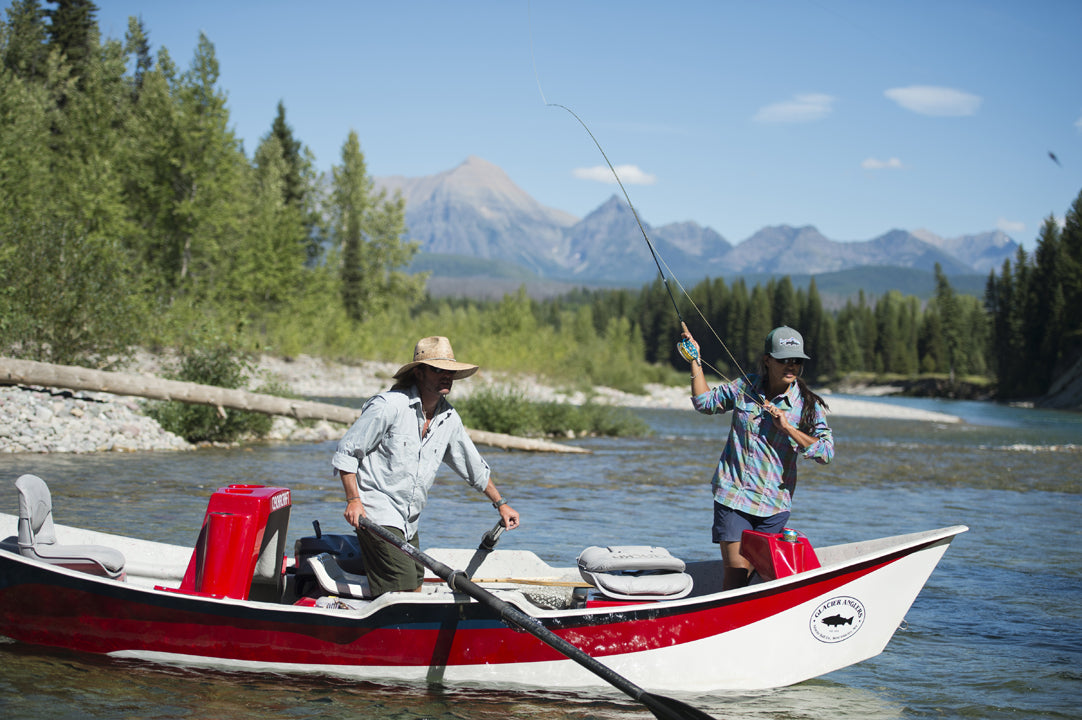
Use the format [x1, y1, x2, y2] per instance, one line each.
[356, 518, 717, 720]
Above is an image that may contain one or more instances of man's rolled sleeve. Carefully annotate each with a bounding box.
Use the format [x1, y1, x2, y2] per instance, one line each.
[331, 449, 360, 475]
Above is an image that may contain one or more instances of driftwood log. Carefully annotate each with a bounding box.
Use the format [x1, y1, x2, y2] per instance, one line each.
[0, 357, 589, 454]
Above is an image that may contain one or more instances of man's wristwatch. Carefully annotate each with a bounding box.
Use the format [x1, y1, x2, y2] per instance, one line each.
[492, 498, 508, 509]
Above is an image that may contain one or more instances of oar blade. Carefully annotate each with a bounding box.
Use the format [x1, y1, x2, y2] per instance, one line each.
[641, 692, 720, 720]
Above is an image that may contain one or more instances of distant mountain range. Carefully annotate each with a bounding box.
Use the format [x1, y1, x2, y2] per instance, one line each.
[375, 156, 1018, 300]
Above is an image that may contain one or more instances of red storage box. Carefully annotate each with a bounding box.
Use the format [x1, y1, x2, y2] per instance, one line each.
[177, 485, 291, 601]
[740, 529, 820, 581]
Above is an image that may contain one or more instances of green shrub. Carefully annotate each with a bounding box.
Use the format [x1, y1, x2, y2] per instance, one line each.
[455, 386, 650, 438]
[455, 386, 541, 436]
[147, 342, 274, 443]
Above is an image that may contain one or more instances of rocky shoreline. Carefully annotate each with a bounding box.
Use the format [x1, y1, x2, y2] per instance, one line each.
[0, 354, 963, 454]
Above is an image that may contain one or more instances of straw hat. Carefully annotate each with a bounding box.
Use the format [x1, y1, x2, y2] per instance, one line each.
[393, 336, 479, 381]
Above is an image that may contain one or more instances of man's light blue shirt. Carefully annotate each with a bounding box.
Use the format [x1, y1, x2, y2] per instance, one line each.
[332, 386, 490, 538]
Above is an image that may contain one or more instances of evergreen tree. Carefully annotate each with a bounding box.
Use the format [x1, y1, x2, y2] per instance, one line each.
[957, 295, 990, 376]
[859, 291, 877, 371]
[48, 31, 132, 242]
[984, 265, 1008, 381]
[724, 279, 749, 376]
[874, 291, 902, 373]
[1030, 218, 1065, 379]
[918, 301, 946, 374]
[1062, 190, 1082, 313]
[815, 312, 840, 379]
[229, 133, 308, 312]
[1059, 191, 1082, 372]
[685, 277, 721, 372]
[772, 276, 796, 327]
[2, 0, 50, 81]
[128, 34, 247, 303]
[45, 0, 98, 84]
[120, 44, 182, 294]
[636, 278, 673, 365]
[899, 295, 921, 375]
[0, 38, 53, 224]
[800, 279, 822, 344]
[835, 301, 864, 372]
[330, 129, 424, 322]
[266, 100, 322, 263]
[1008, 246, 1038, 396]
[933, 264, 961, 384]
[0, 12, 144, 365]
[745, 284, 772, 370]
[269, 101, 304, 208]
[123, 15, 151, 99]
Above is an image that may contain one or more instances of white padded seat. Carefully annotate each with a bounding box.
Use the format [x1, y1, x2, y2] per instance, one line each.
[14, 474, 125, 579]
[307, 552, 371, 599]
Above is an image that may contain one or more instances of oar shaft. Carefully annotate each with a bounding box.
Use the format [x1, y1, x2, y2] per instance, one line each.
[357, 519, 647, 697]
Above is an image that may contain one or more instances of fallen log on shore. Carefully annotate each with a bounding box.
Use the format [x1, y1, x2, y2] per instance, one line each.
[0, 357, 590, 454]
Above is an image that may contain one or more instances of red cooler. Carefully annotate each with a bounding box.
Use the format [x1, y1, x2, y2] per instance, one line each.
[740, 528, 820, 581]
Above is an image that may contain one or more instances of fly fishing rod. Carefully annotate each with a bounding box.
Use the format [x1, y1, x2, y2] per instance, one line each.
[540, 101, 701, 365]
[529, 24, 765, 392]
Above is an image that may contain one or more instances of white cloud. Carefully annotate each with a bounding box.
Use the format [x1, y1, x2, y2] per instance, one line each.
[1075, 113, 1082, 132]
[997, 218, 1026, 235]
[753, 93, 835, 123]
[885, 86, 982, 116]
[572, 164, 657, 185]
[862, 157, 903, 170]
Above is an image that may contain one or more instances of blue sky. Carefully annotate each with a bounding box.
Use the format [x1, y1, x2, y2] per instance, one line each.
[76, 2, 1082, 248]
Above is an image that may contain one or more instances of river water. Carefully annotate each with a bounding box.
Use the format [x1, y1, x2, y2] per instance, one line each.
[0, 396, 1079, 720]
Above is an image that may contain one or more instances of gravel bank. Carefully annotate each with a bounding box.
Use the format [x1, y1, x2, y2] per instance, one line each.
[256, 355, 963, 423]
[0, 354, 961, 454]
[0, 386, 191, 454]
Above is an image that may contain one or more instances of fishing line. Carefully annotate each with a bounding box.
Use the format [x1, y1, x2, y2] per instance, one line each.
[527, 3, 761, 398]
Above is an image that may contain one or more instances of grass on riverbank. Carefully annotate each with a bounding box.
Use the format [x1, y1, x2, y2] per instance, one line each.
[834, 371, 996, 400]
[455, 386, 651, 439]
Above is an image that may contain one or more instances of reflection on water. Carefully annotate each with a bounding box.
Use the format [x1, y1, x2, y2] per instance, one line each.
[0, 640, 906, 720]
[0, 395, 1079, 719]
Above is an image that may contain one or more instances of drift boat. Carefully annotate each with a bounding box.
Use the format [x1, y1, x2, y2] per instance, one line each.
[0, 476, 966, 695]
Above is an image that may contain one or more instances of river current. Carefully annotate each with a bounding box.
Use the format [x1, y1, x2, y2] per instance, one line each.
[0, 396, 1079, 720]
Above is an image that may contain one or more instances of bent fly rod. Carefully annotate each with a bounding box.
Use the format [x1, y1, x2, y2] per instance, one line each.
[539, 101, 700, 365]
[528, 8, 758, 378]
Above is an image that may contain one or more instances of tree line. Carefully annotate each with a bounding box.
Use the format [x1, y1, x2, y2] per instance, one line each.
[0, 0, 423, 369]
[985, 202, 1082, 399]
[466, 263, 993, 391]
[2, 2, 1079, 401]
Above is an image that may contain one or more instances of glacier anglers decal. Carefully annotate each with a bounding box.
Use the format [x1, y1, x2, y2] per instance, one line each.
[810, 596, 866, 643]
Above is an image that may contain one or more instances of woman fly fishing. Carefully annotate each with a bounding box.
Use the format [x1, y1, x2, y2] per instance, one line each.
[681, 323, 834, 590]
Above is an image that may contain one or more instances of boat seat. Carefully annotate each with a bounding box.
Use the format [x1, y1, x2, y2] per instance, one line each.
[13, 474, 125, 579]
[577, 545, 693, 601]
[308, 552, 371, 600]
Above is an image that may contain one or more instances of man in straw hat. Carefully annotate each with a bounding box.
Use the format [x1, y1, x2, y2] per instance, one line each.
[332, 336, 520, 596]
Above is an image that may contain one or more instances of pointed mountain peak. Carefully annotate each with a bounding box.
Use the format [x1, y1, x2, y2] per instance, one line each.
[447, 155, 507, 179]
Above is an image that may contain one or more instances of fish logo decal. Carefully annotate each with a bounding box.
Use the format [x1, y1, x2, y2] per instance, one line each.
[810, 596, 866, 643]
[820, 614, 854, 627]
